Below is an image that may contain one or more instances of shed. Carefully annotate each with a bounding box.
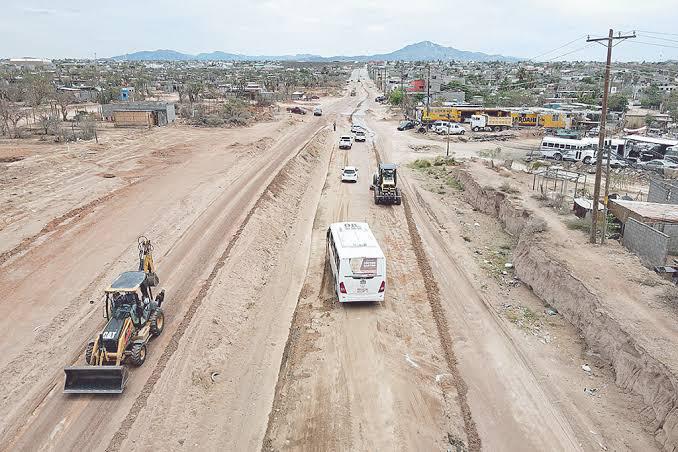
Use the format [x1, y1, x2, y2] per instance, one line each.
[291, 91, 305, 100]
[102, 102, 175, 126]
[608, 199, 678, 225]
[113, 110, 154, 128]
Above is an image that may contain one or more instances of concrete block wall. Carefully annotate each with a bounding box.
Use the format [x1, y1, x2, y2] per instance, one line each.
[623, 218, 669, 267]
[658, 223, 678, 254]
[648, 179, 678, 204]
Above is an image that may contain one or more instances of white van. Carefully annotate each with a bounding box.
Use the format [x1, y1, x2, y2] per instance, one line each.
[539, 136, 595, 162]
[326, 222, 386, 303]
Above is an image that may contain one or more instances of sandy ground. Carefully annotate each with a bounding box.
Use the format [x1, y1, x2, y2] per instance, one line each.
[263, 84, 470, 451]
[0, 93, 355, 450]
[0, 67, 670, 452]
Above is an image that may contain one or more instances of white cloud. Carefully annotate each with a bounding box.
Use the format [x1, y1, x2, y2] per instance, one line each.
[1, 0, 677, 60]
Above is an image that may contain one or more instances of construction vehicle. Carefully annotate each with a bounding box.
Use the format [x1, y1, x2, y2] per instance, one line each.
[371, 163, 402, 205]
[470, 114, 513, 132]
[63, 237, 166, 394]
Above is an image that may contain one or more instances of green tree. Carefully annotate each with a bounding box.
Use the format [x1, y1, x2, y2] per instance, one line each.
[641, 84, 663, 108]
[389, 88, 404, 106]
[645, 114, 655, 128]
[663, 90, 678, 122]
[607, 94, 628, 112]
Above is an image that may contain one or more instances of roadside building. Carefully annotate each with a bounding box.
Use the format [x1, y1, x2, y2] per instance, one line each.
[57, 86, 100, 102]
[624, 108, 670, 129]
[291, 91, 305, 100]
[609, 199, 678, 266]
[102, 101, 175, 126]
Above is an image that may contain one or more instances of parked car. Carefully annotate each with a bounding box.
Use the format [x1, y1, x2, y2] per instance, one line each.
[339, 136, 353, 149]
[436, 123, 465, 135]
[310, 95, 320, 100]
[313, 106, 322, 116]
[640, 159, 678, 170]
[286, 106, 306, 115]
[606, 155, 628, 168]
[354, 130, 366, 142]
[587, 126, 600, 136]
[397, 120, 415, 131]
[375, 95, 386, 102]
[341, 166, 359, 183]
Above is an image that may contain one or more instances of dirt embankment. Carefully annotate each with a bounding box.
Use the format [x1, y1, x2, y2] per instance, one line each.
[452, 168, 678, 450]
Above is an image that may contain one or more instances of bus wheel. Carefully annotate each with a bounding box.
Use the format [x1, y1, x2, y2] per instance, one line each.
[554, 153, 562, 161]
[583, 156, 592, 164]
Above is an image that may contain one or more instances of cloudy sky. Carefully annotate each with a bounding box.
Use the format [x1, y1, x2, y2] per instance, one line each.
[3, 0, 677, 61]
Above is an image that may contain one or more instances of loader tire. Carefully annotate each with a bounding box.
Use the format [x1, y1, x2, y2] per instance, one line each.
[130, 343, 147, 366]
[85, 341, 94, 364]
[149, 308, 164, 337]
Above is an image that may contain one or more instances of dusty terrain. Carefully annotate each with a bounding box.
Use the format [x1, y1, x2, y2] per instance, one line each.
[0, 68, 673, 452]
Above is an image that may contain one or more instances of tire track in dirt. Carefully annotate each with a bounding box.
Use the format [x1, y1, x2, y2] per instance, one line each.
[105, 126, 330, 452]
[0, 180, 144, 267]
[371, 141, 482, 451]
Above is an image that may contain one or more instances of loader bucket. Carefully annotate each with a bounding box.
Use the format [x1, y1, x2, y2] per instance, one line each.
[63, 366, 128, 394]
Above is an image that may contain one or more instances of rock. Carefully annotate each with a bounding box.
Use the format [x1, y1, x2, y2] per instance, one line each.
[582, 364, 592, 373]
[545, 307, 558, 316]
[584, 387, 598, 396]
[502, 270, 508, 275]
[474, 222, 480, 227]
[504, 262, 514, 268]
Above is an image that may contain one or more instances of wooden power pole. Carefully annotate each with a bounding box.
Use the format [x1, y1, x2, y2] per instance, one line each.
[586, 30, 635, 244]
[426, 63, 431, 118]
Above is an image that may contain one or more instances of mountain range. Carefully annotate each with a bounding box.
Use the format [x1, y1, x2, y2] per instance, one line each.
[111, 41, 521, 62]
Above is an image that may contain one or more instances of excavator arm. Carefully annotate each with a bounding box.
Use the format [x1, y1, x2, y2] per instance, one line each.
[138, 236, 159, 286]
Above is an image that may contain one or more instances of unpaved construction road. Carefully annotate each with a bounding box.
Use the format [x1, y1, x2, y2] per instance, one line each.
[0, 69, 660, 452]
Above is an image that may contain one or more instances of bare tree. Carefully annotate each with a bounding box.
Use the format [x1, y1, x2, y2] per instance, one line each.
[0, 99, 28, 138]
[37, 113, 60, 135]
[55, 90, 75, 121]
[187, 82, 203, 105]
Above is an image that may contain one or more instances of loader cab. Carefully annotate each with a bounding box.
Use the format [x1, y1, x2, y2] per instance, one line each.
[380, 163, 397, 187]
[104, 271, 153, 322]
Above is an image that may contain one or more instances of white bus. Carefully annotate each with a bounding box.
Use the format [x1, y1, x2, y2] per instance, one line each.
[326, 222, 386, 303]
[539, 136, 595, 162]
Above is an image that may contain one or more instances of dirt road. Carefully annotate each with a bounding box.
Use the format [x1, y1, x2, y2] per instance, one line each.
[0, 93, 356, 451]
[263, 81, 473, 451]
[0, 67, 661, 452]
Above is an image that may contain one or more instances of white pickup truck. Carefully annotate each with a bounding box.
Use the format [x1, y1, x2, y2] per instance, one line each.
[339, 136, 353, 149]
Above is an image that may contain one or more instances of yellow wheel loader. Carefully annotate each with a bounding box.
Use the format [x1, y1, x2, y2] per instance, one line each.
[63, 237, 165, 394]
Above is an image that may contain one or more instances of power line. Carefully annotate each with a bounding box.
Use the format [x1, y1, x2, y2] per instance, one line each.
[628, 40, 678, 50]
[637, 33, 678, 45]
[528, 35, 589, 61]
[637, 30, 678, 37]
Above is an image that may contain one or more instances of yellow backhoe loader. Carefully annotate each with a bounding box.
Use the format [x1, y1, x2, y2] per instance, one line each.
[63, 237, 165, 394]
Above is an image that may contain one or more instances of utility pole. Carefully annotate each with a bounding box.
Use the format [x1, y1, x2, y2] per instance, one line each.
[586, 29, 635, 244]
[426, 63, 431, 118]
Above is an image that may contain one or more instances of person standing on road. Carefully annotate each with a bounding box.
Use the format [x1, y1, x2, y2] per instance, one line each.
[333, 121, 336, 132]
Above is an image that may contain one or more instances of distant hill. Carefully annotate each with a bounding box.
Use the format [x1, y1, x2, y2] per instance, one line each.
[111, 41, 520, 62]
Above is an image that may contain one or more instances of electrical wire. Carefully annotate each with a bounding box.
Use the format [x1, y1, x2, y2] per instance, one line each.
[527, 35, 589, 62]
[638, 30, 678, 37]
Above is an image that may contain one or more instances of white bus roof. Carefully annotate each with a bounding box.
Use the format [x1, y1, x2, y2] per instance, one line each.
[541, 136, 592, 145]
[329, 222, 385, 259]
[622, 135, 678, 146]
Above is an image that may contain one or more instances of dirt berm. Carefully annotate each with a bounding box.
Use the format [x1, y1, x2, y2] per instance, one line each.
[453, 167, 678, 450]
